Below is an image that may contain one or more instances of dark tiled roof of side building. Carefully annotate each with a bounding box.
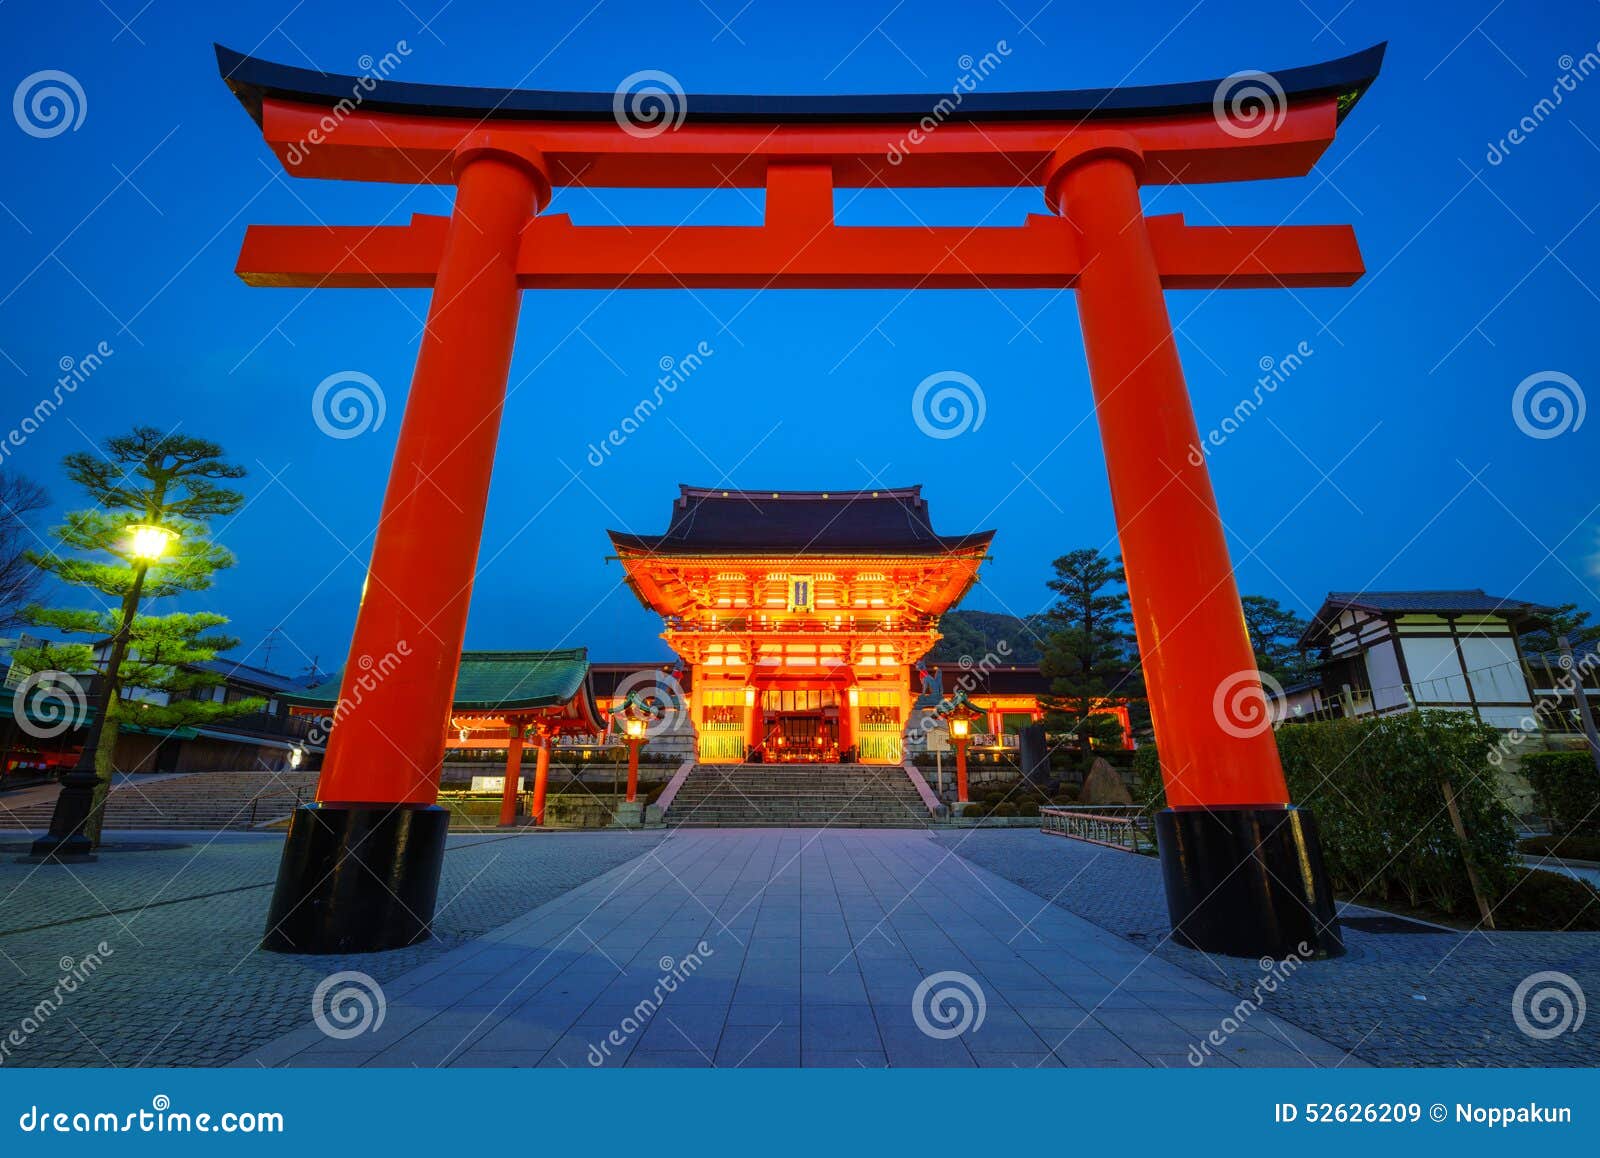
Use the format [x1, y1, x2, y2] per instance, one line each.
[190, 657, 322, 694]
[1299, 589, 1551, 649]
[282, 649, 593, 713]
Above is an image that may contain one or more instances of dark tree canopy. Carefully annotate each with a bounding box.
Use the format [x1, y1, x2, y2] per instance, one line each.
[0, 470, 49, 629]
[1240, 594, 1313, 684]
[1519, 602, 1600, 656]
[1039, 548, 1137, 765]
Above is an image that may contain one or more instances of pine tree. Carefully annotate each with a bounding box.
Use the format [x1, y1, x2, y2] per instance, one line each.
[1039, 548, 1135, 770]
[1518, 602, 1600, 656]
[0, 470, 49, 628]
[17, 428, 256, 845]
[1240, 594, 1312, 684]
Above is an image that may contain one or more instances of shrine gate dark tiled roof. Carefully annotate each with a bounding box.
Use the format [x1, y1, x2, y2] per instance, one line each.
[607, 485, 993, 556]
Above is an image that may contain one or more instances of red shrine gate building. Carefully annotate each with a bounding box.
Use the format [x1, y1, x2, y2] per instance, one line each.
[612, 486, 991, 766]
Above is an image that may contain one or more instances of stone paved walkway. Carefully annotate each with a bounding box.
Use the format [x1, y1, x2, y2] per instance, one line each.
[237, 829, 1351, 1068]
[0, 829, 662, 1066]
[935, 829, 1600, 1067]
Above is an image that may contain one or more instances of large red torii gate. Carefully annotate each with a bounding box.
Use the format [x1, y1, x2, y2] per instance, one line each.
[222, 43, 1384, 957]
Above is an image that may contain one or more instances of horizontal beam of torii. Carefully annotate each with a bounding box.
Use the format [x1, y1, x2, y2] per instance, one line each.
[220, 41, 1385, 960]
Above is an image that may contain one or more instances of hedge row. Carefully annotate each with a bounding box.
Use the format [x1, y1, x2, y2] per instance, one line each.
[1522, 750, 1600, 836]
[1139, 712, 1520, 917]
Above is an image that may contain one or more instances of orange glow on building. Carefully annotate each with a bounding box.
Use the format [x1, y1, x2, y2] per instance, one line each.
[611, 487, 992, 764]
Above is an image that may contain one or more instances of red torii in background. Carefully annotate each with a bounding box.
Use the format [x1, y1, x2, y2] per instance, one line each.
[220, 42, 1384, 956]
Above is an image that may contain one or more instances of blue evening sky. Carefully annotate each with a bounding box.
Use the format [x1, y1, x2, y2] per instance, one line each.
[1, 0, 1595, 677]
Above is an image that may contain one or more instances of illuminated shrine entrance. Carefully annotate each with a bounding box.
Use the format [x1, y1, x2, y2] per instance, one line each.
[218, 40, 1384, 960]
[760, 688, 839, 763]
[610, 486, 991, 768]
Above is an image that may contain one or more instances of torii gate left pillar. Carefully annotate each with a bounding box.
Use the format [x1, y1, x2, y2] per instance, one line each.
[222, 41, 1383, 957]
[261, 140, 549, 954]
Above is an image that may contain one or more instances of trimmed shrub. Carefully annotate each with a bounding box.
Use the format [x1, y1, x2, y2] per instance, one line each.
[1051, 788, 1079, 805]
[1523, 751, 1600, 836]
[1016, 801, 1041, 817]
[990, 802, 1018, 817]
[1520, 833, 1600, 862]
[961, 802, 987, 818]
[1492, 868, 1600, 931]
[1276, 711, 1518, 917]
[1137, 712, 1520, 918]
[1132, 745, 1165, 813]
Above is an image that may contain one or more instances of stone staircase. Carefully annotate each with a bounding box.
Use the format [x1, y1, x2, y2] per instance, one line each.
[0, 771, 321, 832]
[664, 763, 932, 828]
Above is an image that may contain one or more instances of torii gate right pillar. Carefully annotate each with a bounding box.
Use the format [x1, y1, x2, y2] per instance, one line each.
[1049, 135, 1342, 959]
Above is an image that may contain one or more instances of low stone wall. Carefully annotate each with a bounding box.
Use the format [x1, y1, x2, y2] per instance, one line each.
[437, 791, 634, 830]
[442, 761, 676, 794]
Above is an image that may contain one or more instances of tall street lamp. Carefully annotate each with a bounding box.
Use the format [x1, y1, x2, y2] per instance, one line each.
[31, 522, 178, 862]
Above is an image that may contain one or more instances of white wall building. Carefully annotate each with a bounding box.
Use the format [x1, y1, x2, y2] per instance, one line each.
[1295, 590, 1548, 730]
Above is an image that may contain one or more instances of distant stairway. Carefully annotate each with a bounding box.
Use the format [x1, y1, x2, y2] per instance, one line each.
[0, 771, 321, 832]
[664, 763, 931, 828]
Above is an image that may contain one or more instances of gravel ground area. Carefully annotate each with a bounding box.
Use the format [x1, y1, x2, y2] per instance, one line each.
[932, 829, 1600, 1067]
[0, 829, 663, 1067]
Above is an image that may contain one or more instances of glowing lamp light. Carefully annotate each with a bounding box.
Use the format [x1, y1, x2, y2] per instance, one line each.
[950, 717, 970, 739]
[625, 717, 645, 739]
[847, 687, 859, 708]
[743, 686, 756, 708]
[127, 523, 178, 562]
[288, 747, 304, 768]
